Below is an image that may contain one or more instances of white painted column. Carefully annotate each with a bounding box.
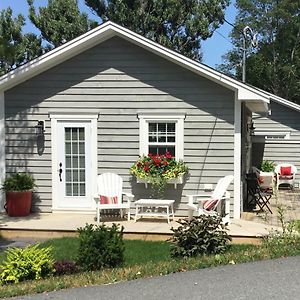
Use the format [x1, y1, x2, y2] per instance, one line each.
[0, 92, 5, 211]
[233, 94, 241, 219]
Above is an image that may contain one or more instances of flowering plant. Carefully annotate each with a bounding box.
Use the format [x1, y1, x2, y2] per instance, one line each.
[130, 152, 188, 198]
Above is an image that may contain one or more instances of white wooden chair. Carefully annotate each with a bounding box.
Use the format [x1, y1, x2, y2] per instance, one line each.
[274, 164, 297, 190]
[93, 173, 134, 222]
[187, 175, 234, 224]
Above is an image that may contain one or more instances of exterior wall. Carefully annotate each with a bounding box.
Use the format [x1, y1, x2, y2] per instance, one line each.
[253, 102, 300, 184]
[4, 36, 235, 214]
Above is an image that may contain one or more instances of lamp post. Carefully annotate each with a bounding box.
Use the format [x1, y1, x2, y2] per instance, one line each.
[242, 26, 258, 82]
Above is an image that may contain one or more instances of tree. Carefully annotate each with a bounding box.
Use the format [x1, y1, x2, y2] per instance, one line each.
[84, 0, 230, 61]
[0, 8, 42, 75]
[219, 0, 300, 103]
[28, 0, 98, 48]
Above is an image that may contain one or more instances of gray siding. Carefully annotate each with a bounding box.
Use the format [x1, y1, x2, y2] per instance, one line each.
[253, 102, 300, 184]
[5, 36, 235, 214]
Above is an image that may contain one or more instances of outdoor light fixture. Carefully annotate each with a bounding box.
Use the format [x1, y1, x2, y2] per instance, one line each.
[35, 120, 45, 136]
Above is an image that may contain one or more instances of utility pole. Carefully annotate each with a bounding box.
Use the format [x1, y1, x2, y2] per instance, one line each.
[242, 26, 258, 83]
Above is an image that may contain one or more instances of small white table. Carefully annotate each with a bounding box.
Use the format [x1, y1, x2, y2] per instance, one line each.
[134, 199, 175, 223]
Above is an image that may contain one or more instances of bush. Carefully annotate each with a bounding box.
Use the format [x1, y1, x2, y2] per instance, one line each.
[54, 260, 79, 276]
[76, 223, 125, 271]
[260, 160, 275, 172]
[169, 215, 231, 258]
[2, 173, 36, 192]
[0, 245, 54, 284]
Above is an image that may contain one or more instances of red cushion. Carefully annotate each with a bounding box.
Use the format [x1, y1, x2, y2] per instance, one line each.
[203, 199, 218, 211]
[99, 195, 118, 204]
[258, 176, 264, 184]
[280, 166, 292, 176]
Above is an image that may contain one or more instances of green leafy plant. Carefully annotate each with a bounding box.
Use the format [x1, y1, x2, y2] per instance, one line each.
[169, 215, 231, 258]
[76, 223, 125, 271]
[260, 160, 275, 172]
[0, 244, 54, 284]
[2, 173, 36, 192]
[130, 152, 188, 198]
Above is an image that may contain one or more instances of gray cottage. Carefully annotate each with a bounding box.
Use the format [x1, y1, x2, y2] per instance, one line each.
[0, 22, 272, 219]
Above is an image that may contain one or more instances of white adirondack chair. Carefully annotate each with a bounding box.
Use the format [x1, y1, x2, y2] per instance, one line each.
[187, 175, 234, 224]
[93, 173, 134, 222]
[275, 163, 297, 190]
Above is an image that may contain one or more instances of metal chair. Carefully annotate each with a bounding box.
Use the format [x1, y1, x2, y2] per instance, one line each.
[246, 173, 273, 214]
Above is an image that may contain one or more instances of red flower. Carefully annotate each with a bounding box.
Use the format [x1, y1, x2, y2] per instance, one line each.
[148, 153, 153, 157]
[165, 151, 172, 159]
[163, 161, 169, 166]
[137, 162, 142, 168]
[144, 166, 150, 172]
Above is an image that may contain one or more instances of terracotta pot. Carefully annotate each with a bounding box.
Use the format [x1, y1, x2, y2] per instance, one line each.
[6, 191, 32, 217]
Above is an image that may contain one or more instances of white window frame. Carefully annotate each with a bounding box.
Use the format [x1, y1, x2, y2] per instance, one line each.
[138, 113, 185, 160]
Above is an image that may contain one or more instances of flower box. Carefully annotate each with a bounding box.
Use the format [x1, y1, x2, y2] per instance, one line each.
[136, 173, 184, 189]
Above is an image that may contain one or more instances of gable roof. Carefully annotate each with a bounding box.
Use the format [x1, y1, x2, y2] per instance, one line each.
[0, 21, 271, 112]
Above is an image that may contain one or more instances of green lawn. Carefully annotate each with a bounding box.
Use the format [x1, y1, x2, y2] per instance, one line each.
[0, 236, 299, 298]
[38, 237, 171, 266]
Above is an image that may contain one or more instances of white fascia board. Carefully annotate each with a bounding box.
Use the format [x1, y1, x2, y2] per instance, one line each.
[0, 92, 5, 211]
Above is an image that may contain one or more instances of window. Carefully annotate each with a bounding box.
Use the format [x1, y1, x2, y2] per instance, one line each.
[138, 113, 185, 159]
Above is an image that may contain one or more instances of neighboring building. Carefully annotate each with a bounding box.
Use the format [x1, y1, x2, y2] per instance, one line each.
[252, 94, 300, 185]
[0, 22, 271, 219]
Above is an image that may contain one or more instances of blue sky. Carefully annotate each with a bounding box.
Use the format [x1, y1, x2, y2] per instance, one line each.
[0, 0, 237, 68]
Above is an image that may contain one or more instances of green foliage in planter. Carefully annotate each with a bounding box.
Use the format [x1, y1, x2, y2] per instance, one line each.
[0, 244, 54, 284]
[2, 173, 36, 192]
[169, 215, 231, 258]
[260, 160, 275, 172]
[76, 223, 125, 271]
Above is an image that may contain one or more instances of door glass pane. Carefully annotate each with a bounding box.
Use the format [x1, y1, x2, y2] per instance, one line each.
[64, 127, 86, 197]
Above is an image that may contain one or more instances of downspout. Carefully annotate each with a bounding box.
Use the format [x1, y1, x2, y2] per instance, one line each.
[0, 91, 5, 211]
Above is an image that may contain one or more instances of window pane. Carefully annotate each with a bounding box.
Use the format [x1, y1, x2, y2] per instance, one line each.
[66, 170, 72, 181]
[73, 183, 79, 196]
[66, 156, 71, 168]
[79, 156, 85, 168]
[73, 142, 79, 154]
[80, 170, 85, 181]
[166, 146, 175, 157]
[65, 128, 71, 140]
[72, 128, 78, 140]
[167, 136, 175, 143]
[158, 123, 166, 133]
[149, 133, 157, 142]
[149, 123, 156, 133]
[79, 183, 85, 196]
[65, 142, 71, 154]
[66, 183, 72, 196]
[167, 123, 175, 133]
[79, 128, 85, 140]
[73, 156, 78, 168]
[158, 135, 166, 143]
[73, 170, 78, 181]
[79, 142, 85, 154]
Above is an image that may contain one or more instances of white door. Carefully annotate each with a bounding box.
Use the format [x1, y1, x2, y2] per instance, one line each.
[56, 121, 93, 209]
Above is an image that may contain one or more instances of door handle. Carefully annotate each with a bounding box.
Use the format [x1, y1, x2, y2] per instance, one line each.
[59, 162, 63, 182]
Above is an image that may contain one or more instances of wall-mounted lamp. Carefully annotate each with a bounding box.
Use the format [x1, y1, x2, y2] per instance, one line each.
[35, 121, 45, 136]
[247, 121, 255, 136]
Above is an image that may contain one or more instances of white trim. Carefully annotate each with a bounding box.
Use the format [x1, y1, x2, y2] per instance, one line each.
[0, 92, 5, 211]
[233, 95, 241, 219]
[49, 112, 99, 119]
[0, 22, 269, 112]
[138, 113, 185, 160]
[50, 113, 98, 211]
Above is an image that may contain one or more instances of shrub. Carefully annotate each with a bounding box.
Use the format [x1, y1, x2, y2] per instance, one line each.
[54, 260, 79, 276]
[76, 223, 125, 271]
[2, 173, 36, 192]
[169, 215, 231, 258]
[0, 244, 54, 284]
[260, 160, 275, 172]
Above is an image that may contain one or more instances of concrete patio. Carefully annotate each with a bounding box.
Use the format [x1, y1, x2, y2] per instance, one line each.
[0, 211, 279, 245]
[1, 188, 299, 245]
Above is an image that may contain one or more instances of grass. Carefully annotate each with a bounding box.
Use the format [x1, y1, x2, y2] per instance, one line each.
[0, 236, 299, 298]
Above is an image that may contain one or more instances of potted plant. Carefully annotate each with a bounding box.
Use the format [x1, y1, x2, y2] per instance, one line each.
[130, 152, 188, 198]
[260, 160, 275, 172]
[259, 160, 275, 190]
[2, 173, 36, 217]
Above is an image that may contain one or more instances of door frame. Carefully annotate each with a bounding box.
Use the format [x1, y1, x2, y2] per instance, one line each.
[50, 112, 98, 211]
